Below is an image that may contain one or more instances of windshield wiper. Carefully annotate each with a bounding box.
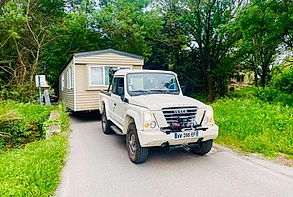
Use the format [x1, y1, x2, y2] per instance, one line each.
[149, 89, 167, 94]
[149, 89, 179, 95]
[131, 90, 149, 93]
[129, 90, 149, 96]
[166, 90, 180, 94]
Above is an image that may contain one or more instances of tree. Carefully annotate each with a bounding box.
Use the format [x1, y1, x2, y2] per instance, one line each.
[158, 0, 245, 101]
[43, 0, 103, 91]
[95, 0, 162, 58]
[0, 1, 28, 85]
[235, 0, 288, 87]
[0, 0, 102, 99]
[145, 0, 188, 69]
[275, 0, 293, 49]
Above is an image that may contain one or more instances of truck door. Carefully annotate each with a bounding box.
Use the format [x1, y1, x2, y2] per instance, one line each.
[110, 77, 125, 126]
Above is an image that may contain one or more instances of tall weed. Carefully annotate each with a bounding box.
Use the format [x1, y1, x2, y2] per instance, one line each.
[0, 102, 70, 196]
[0, 134, 68, 196]
[0, 101, 52, 151]
[212, 99, 293, 157]
[226, 87, 293, 107]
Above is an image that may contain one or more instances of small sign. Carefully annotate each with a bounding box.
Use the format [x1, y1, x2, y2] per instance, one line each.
[35, 75, 49, 88]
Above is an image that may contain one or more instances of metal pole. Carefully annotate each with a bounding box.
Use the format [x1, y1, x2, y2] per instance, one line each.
[38, 75, 42, 104]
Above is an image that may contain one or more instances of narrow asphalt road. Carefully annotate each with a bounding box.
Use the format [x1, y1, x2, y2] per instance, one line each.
[56, 112, 293, 197]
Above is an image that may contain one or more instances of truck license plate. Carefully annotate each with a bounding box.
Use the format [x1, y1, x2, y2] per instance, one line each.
[174, 131, 200, 140]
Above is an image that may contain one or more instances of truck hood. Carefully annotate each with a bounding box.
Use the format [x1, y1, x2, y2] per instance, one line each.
[129, 94, 208, 111]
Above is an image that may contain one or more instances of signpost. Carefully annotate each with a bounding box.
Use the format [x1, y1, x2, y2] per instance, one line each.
[38, 75, 42, 104]
[35, 75, 49, 104]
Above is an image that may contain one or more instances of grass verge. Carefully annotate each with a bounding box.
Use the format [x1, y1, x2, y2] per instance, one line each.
[0, 133, 68, 196]
[0, 104, 70, 196]
[212, 98, 293, 158]
[0, 100, 53, 151]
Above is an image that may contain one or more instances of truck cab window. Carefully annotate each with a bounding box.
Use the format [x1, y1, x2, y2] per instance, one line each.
[112, 77, 124, 96]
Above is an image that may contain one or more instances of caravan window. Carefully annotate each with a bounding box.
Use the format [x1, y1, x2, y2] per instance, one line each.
[67, 66, 73, 89]
[90, 67, 104, 86]
[89, 66, 131, 86]
[61, 74, 64, 91]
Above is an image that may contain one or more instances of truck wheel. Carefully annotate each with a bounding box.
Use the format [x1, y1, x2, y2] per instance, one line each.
[190, 139, 213, 155]
[101, 107, 113, 134]
[126, 123, 149, 164]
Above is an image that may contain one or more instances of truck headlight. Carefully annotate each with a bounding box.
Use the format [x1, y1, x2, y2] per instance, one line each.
[144, 113, 152, 122]
[144, 112, 157, 129]
[206, 109, 212, 117]
[150, 121, 156, 128]
[203, 109, 214, 125]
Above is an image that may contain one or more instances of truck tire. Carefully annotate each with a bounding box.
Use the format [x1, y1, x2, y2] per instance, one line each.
[126, 123, 149, 164]
[190, 139, 213, 155]
[101, 107, 113, 134]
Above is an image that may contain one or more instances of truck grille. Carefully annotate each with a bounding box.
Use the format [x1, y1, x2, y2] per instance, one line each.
[162, 107, 197, 124]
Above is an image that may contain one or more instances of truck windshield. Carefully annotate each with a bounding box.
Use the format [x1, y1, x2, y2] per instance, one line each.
[127, 73, 180, 96]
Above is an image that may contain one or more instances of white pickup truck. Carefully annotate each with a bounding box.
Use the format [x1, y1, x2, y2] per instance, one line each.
[99, 70, 218, 164]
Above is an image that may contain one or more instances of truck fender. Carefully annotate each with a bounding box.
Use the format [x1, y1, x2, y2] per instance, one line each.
[123, 109, 142, 134]
[100, 99, 110, 120]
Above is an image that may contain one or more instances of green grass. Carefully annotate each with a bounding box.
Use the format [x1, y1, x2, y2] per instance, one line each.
[0, 103, 70, 196]
[212, 98, 293, 157]
[0, 133, 68, 196]
[0, 100, 53, 150]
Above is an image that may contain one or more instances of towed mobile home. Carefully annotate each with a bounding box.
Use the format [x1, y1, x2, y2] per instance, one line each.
[59, 49, 143, 112]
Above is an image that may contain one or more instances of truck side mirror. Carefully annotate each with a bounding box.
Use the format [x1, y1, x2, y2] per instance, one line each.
[181, 86, 186, 95]
[118, 87, 124, 96]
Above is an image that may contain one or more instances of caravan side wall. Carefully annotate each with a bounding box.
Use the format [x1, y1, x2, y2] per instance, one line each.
[59, 60, 75, 111]
[74, 53, 143, 112]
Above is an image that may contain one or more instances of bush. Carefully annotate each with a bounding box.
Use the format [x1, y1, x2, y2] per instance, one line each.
[254, 88, 293, 107]
[0, 103, 70, 196]
[226, 87, 258, 99]
[0, 101, 52, 151]
[58, 104, 70, 132]
[273, 67, 293, 95]
[212, 98, 293, 157]
[226, 86, 293, 107]
[0, 85, 36, 103]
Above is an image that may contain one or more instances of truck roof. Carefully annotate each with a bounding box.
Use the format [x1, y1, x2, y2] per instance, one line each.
[115, 69, 177, 76]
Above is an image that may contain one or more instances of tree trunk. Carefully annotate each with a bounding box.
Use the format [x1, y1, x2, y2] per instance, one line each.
[254, 70, 258, 87]
[207, 73, 216, 102]
[260, 63, 269, 88]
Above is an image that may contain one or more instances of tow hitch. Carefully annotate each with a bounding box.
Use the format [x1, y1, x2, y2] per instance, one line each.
[164, 138, 203, 152]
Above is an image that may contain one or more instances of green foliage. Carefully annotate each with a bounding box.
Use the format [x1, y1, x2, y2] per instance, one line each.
[145, 2, 189, 71]
[0, 133, 69, 196]
[172, 53, 206, 96]
[170, 0, 244, 101]
[41, 0, 103, 91]
[226, 87, 259, 100]
[0, 101, 52, 151]
[58, 104, 70, 132]
[0, 0, 292, 101]
[212, 98, 293, 157]
[0, 84, 37, 102]
[226, 84, 293, 107]
[42, 104, 70, 135]
[234, 0, 293, 87]
[273, 67, 293, 95]
[0, 101, 70, 195]
[0, 1, 28, 39]
[257, 88, 293, 107]
[96, 0, 162, 58]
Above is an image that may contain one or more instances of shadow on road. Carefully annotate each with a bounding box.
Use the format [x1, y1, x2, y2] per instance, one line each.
[112, 132, 200, 163]
[68, 111, 214, 163]
[69, 111, 101, 122]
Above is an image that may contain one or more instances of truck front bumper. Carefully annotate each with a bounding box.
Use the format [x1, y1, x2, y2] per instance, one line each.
[137, 125, 219, 147]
